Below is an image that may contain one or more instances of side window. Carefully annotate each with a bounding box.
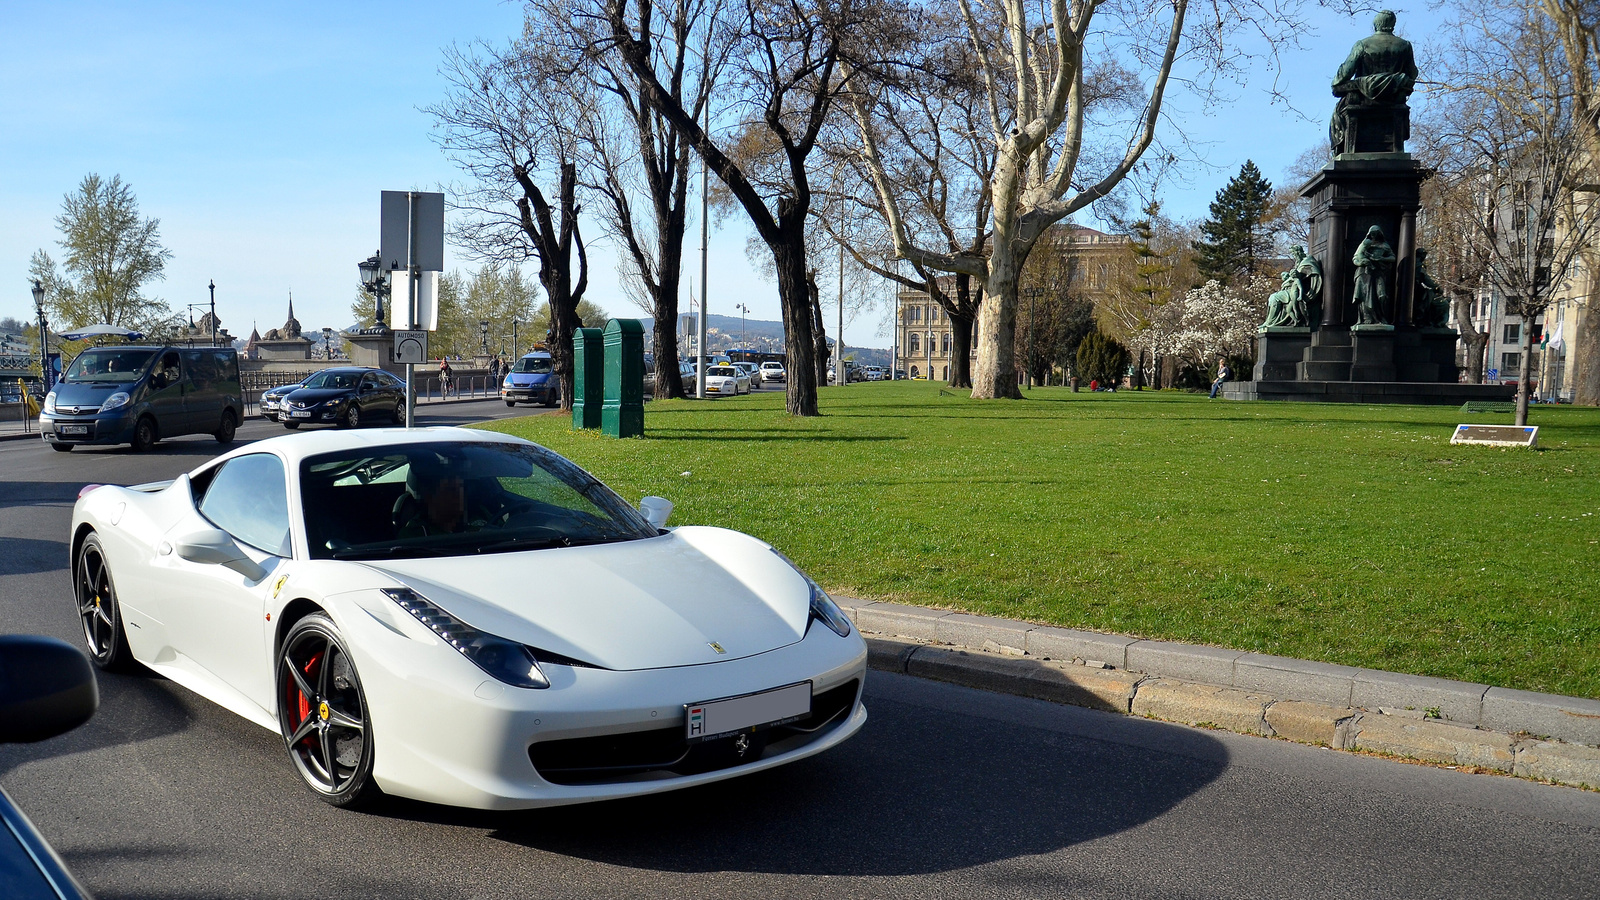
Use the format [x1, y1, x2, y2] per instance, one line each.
[198, 454, 292, 557]
[182, 350, 214, 388]
[211, 351, 239, 383]
[156, 351, 182, 388]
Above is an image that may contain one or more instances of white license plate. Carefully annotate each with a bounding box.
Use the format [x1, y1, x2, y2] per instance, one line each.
[60, 425, 88, 435]
[289, 411, 311, 418]
[685, 682, 810, 743]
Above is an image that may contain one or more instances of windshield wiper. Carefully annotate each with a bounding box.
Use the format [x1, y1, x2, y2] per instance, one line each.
[473, 534, 624, 554]
[331, 544, 452, 560]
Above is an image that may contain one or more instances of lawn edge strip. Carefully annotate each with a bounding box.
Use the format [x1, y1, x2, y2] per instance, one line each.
[846, 600, 1600, 792]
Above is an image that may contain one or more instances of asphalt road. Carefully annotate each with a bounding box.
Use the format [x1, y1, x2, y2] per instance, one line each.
[2, 404, 1599, 899]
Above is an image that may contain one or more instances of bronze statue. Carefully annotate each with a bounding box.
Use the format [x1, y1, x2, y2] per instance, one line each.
[1329, 11, 1418, 155]
[1352, 226, 1396, 325]
[1262, 246, 1324, 328]
[1413, 247, 1449, 328]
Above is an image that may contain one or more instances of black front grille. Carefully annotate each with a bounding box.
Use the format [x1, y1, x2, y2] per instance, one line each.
[531, 679, 859, 786]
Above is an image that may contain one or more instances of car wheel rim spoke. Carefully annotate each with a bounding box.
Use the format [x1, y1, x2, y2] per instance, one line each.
[79, 550, 110, 656]
[284, 654, 316, 701]
[282, 631, 365, 795]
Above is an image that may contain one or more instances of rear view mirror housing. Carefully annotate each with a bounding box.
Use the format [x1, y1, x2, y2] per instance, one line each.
[174, 527, 268, 581]
[0, 635, 99, 744]
[638, 496, 673, 529]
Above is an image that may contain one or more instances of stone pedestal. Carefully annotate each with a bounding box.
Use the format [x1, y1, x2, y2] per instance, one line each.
[254, 338, 313, 361]
[1298, 328, 1353, 381]
[1351, 325, 1396, 381]
[1419, 329, 1461, 383]
[1254, 329, 1312, 381]
[344, 330, 406, 378]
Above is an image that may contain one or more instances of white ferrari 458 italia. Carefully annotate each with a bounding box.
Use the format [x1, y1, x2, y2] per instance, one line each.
[69, 427, 867, 809]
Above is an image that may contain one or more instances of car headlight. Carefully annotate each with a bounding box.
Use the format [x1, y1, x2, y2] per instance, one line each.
[43, 391, 56, 414]
[100, 391, 131, 411]
[382, 588, 550, 688]
[770, 549, 851, 637]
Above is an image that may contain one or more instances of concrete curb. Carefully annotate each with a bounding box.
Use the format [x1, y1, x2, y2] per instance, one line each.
[847, 600, 1600, 792]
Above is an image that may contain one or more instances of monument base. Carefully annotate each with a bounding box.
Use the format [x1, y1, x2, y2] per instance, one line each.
[1221, 381, 1515, 405]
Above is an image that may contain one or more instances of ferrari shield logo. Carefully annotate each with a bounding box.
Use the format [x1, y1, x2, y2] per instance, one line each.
[318, 701, 330, 722]
[708, 641, 726, 655]
[271, 575, 289, 599]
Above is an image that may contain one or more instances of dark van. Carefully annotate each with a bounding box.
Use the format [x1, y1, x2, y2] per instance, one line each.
[40, 346, 243, 452]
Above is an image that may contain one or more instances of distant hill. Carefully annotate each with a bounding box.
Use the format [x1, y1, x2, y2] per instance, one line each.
[643, 313, 888, 361]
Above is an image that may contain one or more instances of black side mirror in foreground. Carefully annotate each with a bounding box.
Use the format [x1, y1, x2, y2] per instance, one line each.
[0, 635, 99, 744]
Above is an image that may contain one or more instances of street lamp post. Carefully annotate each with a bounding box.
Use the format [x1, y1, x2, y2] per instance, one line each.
[208, 279, 217, 346]
[511, 318, 519, 358]
[357, 252, 390, 331]
[32, 279, 47, 391]
[321, 327, 334, 359]
[1022, 288, 1041, 389]
[479, 320, 490, 356]
[735, 303, 749, 350]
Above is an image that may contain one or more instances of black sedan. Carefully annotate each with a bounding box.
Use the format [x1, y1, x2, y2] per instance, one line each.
[280, 367, 405, 429]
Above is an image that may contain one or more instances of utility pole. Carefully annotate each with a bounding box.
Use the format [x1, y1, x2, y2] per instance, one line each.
[836, 241, 846, 386]
[696, 103, 709, 400]
[208, 280, 217, 346]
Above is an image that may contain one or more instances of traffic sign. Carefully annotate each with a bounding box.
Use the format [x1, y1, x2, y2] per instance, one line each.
[393, 330, 428, 365]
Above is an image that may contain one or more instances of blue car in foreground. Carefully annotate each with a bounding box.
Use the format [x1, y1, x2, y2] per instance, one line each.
[502, 351, 559, 407]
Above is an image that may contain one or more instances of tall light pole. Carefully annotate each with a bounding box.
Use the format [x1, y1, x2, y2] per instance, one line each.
[357, 252, 390, 331]
[511, 318, 519, 358]
[479, 319, 491, 355]
[696, 102, 710, 399]
[321, 327, 334, 359]
[836, 241, 845, 386]
[32, 279, 47, 390]
[1024, 288, 1040, 389]
[208, 279, 217, 346]
[735, 303, 750, 349]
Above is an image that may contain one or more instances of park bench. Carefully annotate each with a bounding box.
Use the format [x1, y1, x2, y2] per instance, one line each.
[1460, 401, 1516, 414]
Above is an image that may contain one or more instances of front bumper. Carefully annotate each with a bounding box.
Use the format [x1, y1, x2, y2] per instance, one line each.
[39, 411, 137, 446]
[281, 403, 343, 424]
[335, 596, 868, 809]
[502, 384, 555, 403]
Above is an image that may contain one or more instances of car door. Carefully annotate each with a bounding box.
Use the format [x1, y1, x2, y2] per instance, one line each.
[158, 452, 292, 713]
[357, 372, 384, 417]
[182, 349, 221, 434]
[145, 350, 188, 437]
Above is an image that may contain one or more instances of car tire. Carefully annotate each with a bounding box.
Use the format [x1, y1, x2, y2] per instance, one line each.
[392, 401, 405, 425]
[340, 405, 360, 429]
[129, 416, 158, 452]
[51, 442, 74, 452]
[276, 613, 380, 808]
[284, 421, 300, 430]
[214, 410, 237, 444]
[75, 533, 136, 672]
[505, 400, 516, 408]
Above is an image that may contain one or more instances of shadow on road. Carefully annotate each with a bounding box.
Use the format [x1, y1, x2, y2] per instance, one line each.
[376, 689, 1228, 877]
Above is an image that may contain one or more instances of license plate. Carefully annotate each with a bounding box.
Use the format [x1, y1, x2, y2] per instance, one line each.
[685, 682, 810, 743]
[289, 411, 311, 418]
[60, 425, 89, 435]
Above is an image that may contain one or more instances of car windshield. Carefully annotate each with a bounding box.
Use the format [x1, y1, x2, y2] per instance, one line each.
[303, 370, 363, 390]
[62, 349, 157, 383]
[512, 356, 552, 374]
[708, 366, 739, 377]
[300, 440, 659, 560]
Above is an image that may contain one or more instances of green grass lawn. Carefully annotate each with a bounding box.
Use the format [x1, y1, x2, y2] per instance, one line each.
[476, 383, 1600, 699]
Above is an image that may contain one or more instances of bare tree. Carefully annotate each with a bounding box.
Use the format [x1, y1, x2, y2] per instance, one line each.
[1430, 4, 1599, 424]
[429, 44, 590, 410]
[1413, 167, 1492, 383]
[1536, 0, 1600, 404]
[535, 0, 728, 399]
[600, 0, 904, 416]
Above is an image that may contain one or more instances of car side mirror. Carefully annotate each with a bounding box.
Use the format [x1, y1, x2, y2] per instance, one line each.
[174, 527, 268, 581]
[0, 635, 98, 743]
[639, 496, 673, 529]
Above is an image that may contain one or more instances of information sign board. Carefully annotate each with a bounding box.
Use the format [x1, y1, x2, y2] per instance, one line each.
[1451, 424, 1538, 448]
[393, 330, 429, 365]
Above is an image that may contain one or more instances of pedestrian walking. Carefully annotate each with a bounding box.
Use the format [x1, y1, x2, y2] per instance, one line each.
[439, 357, 454, 398]
[1209, 358, 1231, 399]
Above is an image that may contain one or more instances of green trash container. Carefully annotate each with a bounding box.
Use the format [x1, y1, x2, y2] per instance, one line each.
[602, 318, 644, 438]
[572, 327, 604, 430]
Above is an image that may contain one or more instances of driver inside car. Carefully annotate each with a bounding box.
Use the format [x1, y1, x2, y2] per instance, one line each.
[394, 457, 494, 538]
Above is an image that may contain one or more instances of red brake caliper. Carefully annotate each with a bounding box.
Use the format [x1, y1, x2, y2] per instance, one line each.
[290, 651, 323, 744]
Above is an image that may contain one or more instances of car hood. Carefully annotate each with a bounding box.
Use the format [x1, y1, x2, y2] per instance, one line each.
[358, 526, 810, 671]
[264, 383, 304, 397]
[285, 387, 352, 404]
[51, 380, 136, 407]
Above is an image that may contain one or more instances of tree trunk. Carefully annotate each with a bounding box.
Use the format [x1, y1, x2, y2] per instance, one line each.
[807, 268, 828, 389]
[947, 312, 974, 388]
[1574, 270, 1600, 405]
[1451, 291, 1487, 383]
[652, 305, 685, 399]
[1516, 319, 1535, 426]
[972, 248, 1022, 400]
[775, 236, 819, 414]
[547, 282, 579, 411]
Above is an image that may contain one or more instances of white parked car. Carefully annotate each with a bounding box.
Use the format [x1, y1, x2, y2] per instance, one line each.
[760, 361, 786, 383]
[734, 362, 762, 387]
[68, 428, 867, 809]
[703, 365, 751, 396]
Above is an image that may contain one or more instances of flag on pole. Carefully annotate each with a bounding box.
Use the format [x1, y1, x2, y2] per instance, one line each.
[1550, 321, 1565, 351]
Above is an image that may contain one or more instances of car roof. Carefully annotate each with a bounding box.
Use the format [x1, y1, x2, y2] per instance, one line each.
[201, 426, 531, 469]
[519, 351, 553, 359]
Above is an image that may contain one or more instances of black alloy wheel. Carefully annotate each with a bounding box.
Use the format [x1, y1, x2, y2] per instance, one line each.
[129, 416, 158, 452]
[283, 421, 300, 430]
[505, 400, 516, 408]
[51, 442, 74, 452]
[277, 614, 378, 807]
[340, 404, 360, 429]
[214, 410, 237, 444]
[76, 534, 135, 671]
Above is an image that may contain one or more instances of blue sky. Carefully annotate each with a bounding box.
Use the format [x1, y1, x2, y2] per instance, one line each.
[2, 2, 1442, 348]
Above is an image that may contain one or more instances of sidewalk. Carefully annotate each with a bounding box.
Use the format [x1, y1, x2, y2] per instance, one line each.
[842, 599, 1600, 790]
